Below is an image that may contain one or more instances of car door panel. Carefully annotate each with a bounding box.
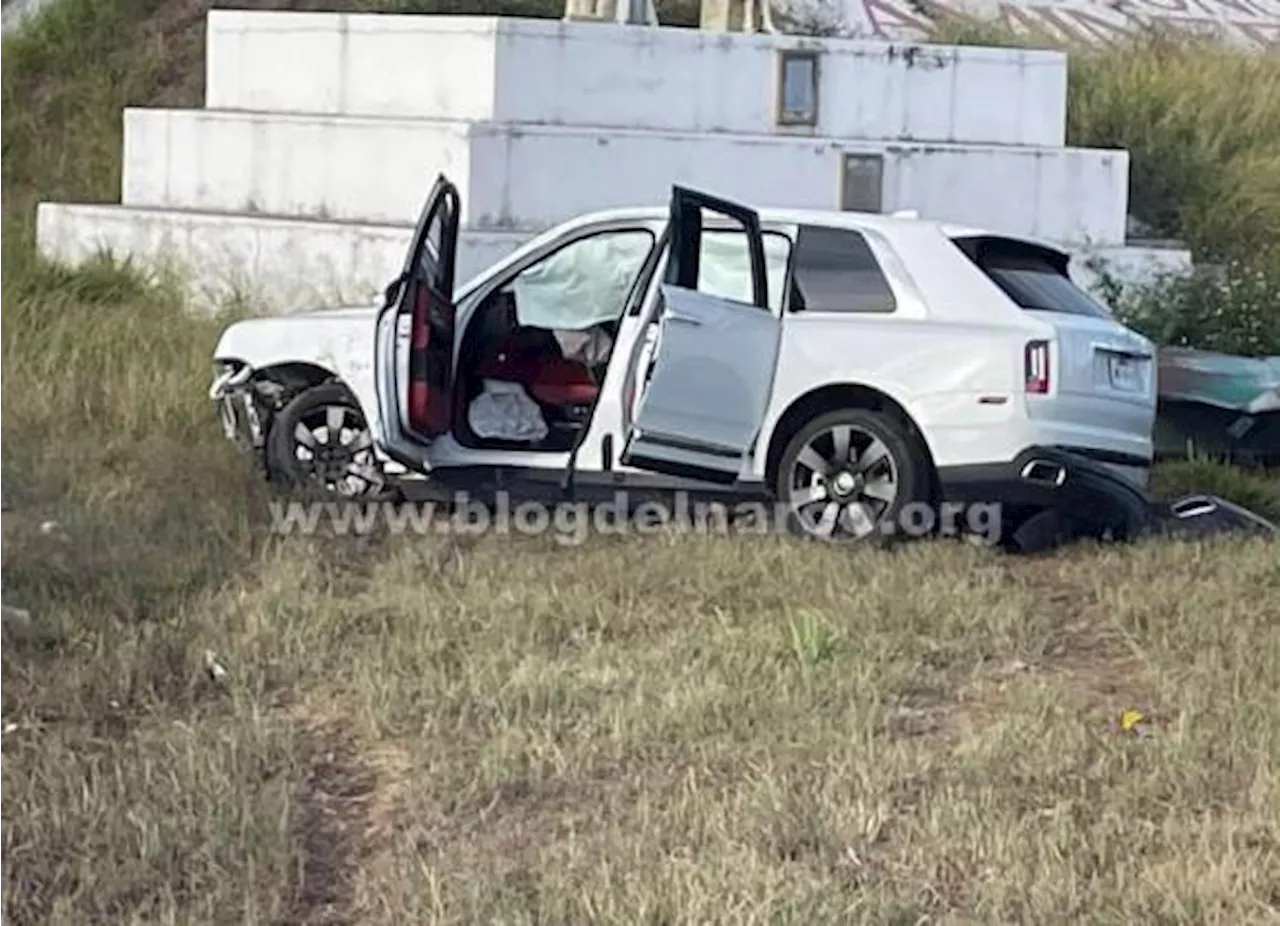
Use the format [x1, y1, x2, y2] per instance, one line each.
[627, 285, 780, 462]
[620, 186, 780, 485]
[373, 174, 460, 469]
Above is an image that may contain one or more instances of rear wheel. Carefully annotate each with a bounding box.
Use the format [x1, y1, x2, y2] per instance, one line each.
[774, 408, 930, 544]
[266, 383, 395, 499]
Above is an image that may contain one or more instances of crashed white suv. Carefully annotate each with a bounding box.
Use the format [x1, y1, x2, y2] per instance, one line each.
[211, 175, 1158, 542]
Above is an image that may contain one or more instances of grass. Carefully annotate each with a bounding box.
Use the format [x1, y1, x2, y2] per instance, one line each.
[3, 0, 1280, 922]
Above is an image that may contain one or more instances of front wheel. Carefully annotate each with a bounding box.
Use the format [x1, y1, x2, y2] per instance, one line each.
[774, 408, 930, 544]
[265, 382, 396, 500]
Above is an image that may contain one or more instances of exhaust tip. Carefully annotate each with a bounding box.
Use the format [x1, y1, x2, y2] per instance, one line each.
[1020, 459, 1067, 487]
[1170, 495, 1218, 519]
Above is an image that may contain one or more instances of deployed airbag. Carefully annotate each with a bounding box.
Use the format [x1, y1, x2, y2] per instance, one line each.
[468, 380, 549, 443]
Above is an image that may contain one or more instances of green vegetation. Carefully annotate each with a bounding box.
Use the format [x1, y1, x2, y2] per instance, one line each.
[3, 2, 1278, 922]
[928, 19, 1280, 355]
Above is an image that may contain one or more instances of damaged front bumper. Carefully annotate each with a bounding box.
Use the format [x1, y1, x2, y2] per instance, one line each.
[210, 363, 266, 455]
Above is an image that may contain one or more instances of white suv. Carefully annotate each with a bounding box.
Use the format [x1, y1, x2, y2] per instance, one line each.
[211, 175, 1158, 542]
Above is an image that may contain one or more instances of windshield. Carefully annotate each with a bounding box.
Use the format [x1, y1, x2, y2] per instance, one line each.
[953, 236, 1113, 319]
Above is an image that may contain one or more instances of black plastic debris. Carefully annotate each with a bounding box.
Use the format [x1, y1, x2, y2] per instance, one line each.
[989, 447, 1278, 554]
[1150, 493, 1280, 540]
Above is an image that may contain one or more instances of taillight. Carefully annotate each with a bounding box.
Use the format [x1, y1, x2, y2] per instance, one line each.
[1025, 340, 1051, 394]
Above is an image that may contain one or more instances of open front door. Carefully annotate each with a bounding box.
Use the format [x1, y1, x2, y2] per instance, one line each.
[374, 174, 461, 469]
[620, 187, 780, 485]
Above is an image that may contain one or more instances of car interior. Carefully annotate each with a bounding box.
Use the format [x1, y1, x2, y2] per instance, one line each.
[444, 225, 792, 454]
[451, 288, 622, 452]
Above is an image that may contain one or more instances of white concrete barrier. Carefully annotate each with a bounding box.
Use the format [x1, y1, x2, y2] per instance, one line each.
[36, 203, 530, 313]
[122, 108, 1127, 245]
[37, 201, 1177, 314]
[204, 11, 1068, 147]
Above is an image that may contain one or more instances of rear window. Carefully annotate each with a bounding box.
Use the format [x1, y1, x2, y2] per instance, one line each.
[953, 236, 1112, 319]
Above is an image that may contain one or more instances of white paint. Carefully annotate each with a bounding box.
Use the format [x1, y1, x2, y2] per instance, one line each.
[36, 202, 529, 313]
[122, 108, 1127, 245]
[205, 11, 1068, 146]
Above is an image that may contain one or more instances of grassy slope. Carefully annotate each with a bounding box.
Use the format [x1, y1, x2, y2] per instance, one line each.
[2, 3, 1279, 923]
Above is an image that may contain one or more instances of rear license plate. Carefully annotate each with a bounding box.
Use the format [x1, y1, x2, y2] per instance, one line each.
[1107, 355, 1142, 392]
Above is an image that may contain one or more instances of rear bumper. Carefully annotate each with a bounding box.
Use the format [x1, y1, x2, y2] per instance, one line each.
[938, 445, 1154, 537]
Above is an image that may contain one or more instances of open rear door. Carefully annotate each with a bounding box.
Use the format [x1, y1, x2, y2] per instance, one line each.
[620, 186, 780, 485]
[374, 174, 461, 469]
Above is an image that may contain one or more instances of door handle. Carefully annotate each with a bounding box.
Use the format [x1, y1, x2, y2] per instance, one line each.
[667, 313, 702, 327]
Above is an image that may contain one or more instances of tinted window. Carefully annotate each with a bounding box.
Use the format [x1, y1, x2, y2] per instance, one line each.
[790, 225, 896, 313]
[954, 236, 1112, 319]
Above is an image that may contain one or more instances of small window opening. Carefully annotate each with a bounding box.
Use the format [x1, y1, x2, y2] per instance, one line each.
[777, 50, 819, 127]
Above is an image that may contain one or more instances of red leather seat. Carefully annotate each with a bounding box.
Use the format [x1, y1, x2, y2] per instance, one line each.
[476, 335, 599, 408]
[526, 359, 599, 407]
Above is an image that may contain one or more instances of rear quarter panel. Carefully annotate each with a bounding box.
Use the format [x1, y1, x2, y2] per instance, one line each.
[752, 314, 1033, 480]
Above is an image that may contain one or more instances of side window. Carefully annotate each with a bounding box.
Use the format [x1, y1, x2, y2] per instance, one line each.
[697, 230, 793, 312]
[502, 229, 656, 330]
[790, 224, 896, 313]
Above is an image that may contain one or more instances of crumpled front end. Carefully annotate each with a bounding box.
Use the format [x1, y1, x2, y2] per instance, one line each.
[210, 362, 271, 458]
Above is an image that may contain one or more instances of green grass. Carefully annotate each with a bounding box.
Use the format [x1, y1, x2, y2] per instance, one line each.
[3, 2, 1280, 922]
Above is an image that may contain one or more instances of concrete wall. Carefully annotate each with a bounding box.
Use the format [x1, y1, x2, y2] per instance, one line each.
[123, 108, 1127, 244]
[36, 203, 527, 312]
[38, 11, 1162, 312]
[38, 202, 1186, 315]
[205, 11, 1067, 146]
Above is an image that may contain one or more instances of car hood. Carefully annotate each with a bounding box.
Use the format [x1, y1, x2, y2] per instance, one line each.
[214, 304, 381, 371]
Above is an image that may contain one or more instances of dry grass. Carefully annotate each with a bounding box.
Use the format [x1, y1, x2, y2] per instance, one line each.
[4, 1, 1280, 922]
[5, 488, 1280, 923]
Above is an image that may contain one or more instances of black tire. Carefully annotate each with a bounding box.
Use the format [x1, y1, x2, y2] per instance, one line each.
[774, 408, 931, 545]
[265, 383, 397, 500]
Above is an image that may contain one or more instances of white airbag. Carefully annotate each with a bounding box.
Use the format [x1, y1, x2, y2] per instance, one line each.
[468, 380, 549, 442]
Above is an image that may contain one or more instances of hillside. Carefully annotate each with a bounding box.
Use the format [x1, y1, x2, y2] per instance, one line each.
[2, 2, 1279, 923]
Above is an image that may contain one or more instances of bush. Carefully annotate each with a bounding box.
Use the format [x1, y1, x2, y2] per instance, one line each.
[1095, 259, 1280, 357]
[928, 18, 1280, 356]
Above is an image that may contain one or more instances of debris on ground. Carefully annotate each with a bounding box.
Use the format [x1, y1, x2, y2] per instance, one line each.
[203, 649, 230, 685]
[3, 604, 33, 636]
[1156, 347, 1280, 467]
[1106, 707, 1157, 738]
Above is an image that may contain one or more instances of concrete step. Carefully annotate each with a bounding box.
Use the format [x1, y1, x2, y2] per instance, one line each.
[205, 10, 1067, 147]
[35, 201, 1186, 319]
[122, 108, 1127, 246]
[35, 203, 531, 313]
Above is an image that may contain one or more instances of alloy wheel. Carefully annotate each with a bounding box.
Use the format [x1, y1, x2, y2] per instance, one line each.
[785, 422, 900, 541]
[291, 403, 385, 497]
